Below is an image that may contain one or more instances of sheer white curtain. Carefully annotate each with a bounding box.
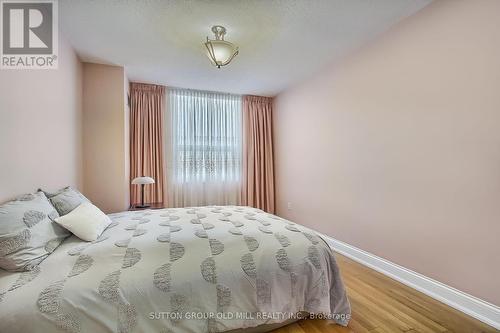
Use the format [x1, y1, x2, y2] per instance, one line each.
[165, 88, 242, 207]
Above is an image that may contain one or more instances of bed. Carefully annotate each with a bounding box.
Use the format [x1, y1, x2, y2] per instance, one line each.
[0, 206, 350, 333]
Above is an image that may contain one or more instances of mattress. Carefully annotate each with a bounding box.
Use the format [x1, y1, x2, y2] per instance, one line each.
[0, 206, 351, 333]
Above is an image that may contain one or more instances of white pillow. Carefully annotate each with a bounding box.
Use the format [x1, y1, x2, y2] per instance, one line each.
[54, 202, 112, 241]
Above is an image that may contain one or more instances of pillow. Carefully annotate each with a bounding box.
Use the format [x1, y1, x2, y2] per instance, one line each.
[42, 186, 90, 216]
[54, 202, 111, 242]
[0, 192, 71, 271]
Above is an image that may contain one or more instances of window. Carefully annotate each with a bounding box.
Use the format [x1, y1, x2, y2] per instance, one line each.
[167, 88, 242, 206]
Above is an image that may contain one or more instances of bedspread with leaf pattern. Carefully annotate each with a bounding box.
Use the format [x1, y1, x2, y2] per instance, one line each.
[0, 206, 350, 333]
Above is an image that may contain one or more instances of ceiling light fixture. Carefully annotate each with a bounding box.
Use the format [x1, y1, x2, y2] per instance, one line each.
[204, 25, 239, 68]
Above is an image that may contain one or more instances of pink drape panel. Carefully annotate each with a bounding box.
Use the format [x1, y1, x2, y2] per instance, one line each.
[242, 95, 275, 213]
[130, 82, 166, 206]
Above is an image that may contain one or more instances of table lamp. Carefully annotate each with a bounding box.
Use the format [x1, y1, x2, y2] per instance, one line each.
[132, 176, 155, 208]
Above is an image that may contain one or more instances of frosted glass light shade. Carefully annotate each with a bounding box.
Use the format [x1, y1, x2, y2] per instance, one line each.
[132, 176, 155, 185]
[204, 25, 238, 68]
[205, 40, 239, 68]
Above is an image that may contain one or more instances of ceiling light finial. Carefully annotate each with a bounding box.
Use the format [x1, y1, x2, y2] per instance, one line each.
[204, 25, 238, 68]
[211, 25, 226, 40]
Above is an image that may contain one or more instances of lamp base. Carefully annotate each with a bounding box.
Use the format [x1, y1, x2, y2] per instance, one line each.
[134, 204, 150, 209]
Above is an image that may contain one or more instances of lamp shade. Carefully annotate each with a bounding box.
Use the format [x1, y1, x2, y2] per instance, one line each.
[205, 40, 239, 68]
[204, 25, 239, 68]
[132, 176, 155, 185]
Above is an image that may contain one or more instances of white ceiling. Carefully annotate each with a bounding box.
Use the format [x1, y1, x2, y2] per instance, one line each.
[60, 0, 432, 97]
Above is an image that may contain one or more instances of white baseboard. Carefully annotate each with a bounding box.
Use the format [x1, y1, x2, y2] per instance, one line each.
[319, 234, 500, 330]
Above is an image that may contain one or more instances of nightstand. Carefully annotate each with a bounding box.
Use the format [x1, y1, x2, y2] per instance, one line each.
[128, 202, 165, 211]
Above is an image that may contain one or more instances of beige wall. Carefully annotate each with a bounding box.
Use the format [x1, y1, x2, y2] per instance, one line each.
[82, 63, 129, 213]
[274, 0, 500, 306]
[0, 35, 82, 202]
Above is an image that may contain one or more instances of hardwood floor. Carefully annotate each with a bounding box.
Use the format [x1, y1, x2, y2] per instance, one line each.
[270, 254, 497, 333]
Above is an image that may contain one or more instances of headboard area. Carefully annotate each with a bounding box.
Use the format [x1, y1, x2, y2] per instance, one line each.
[0, 35, 83, 204]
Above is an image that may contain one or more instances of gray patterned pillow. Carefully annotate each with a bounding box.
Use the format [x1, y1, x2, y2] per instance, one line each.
[0, 192, 71, 271]
[43, 187, 90, 216]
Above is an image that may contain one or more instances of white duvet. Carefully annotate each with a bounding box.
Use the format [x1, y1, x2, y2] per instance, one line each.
[0, 206, 350, 333]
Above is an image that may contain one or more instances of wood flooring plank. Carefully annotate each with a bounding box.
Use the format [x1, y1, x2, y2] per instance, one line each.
[344, 275, 448, 332]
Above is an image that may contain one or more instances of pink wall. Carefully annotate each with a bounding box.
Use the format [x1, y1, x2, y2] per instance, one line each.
[0, 35, 82, 202]
[0, 38, 130, 214]
[82, 63, 129, 213]
[274, 0, 500, 306]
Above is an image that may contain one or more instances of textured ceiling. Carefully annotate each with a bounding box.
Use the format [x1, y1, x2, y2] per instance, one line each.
[60, 0, 432, 96]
